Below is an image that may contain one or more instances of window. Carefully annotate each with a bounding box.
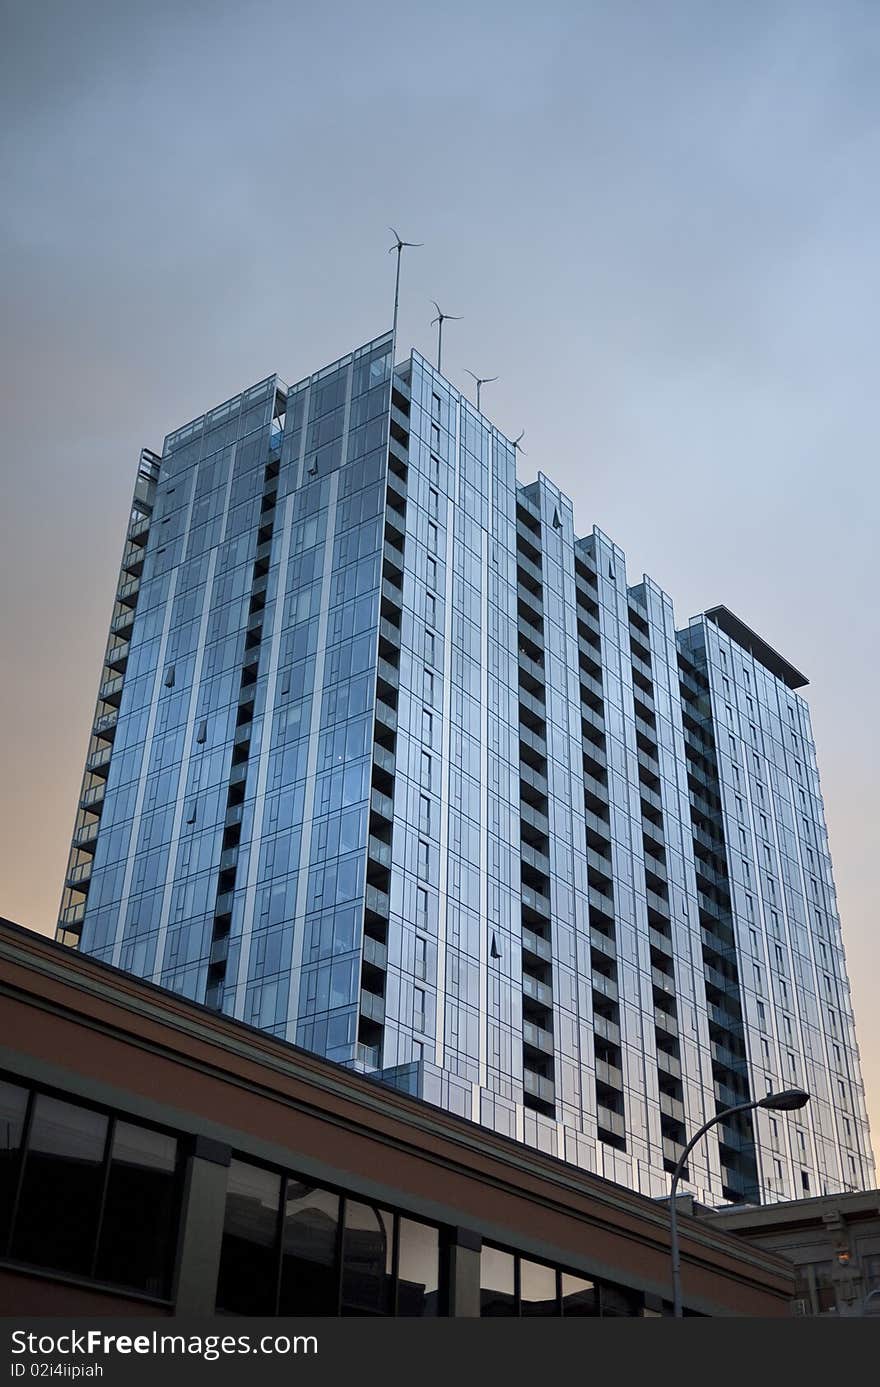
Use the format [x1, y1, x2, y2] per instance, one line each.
[414, 988, 426, 1031]
[414, 936, 427, 981]
[95, 1121, 178, 1295]
[279, 1183, 339, 1314]
[5, 1087, 179, 1296]
[424, 630, 435, 664]
[216, 1160, 282, 1314]
[423, 669, 434, 704]
[431, 393, 441, 422]
[421, 751, 432, 788]
[220, 1159, 442, 1316]
[480, 1245, 639, 1317]
[425, 592, 436, 627]
[427, 521, 438, 554]
[13, 1096, 108, 1277]
[419, 795, 431, 833]
[417, 840, 430, 880]
[429, 488, 439, 518]
[427, 556, 437, 589]
[430, 423, 440, 451]
[0, 1081, 28, 1252]
[416, 887, 428, 928]
[422, 709, 433, 744]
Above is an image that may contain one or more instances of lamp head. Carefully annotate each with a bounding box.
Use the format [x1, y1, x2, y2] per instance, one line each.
[758, 1088, 810, 1112]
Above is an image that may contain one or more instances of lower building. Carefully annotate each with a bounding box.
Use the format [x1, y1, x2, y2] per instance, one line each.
[0, 917, 793, 1316]
[704, 1189, 880, 1316]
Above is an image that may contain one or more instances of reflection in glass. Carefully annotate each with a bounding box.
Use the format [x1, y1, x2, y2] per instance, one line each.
[95, 1122, 178, 1296]
[397, 1217, 440, 1316]
[561, 1271, 599, 1316]
[341, 1199, 393, 1314]
[12, 1095, 107, 1275]
[216, 1159, 281, 1314]
[279, 1182, 339, 1314]
[480, 1245, 516, 1316]
[520, 1257, 558, 1316]
[0, 1081, 28, 1253]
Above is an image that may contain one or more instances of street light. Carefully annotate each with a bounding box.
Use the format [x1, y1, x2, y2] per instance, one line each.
[669, 1087, 810, 1317]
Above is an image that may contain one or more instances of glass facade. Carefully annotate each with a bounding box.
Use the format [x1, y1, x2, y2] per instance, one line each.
[58, 334, 876, 1206]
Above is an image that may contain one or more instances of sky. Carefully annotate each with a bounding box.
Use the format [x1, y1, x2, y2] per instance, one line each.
[2, 0, 879, 1150]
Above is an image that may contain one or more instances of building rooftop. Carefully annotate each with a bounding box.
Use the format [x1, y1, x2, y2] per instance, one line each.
[704, 605, 809, 690]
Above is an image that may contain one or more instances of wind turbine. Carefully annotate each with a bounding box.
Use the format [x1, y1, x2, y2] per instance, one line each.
[464, 370, 498, 413]
[387, 226, 423, 347]
[430, 301, 463, 375]
[512, 430, 526, 456]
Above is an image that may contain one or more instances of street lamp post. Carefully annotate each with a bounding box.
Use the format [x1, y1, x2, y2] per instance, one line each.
[668, 1087, 810, 1318]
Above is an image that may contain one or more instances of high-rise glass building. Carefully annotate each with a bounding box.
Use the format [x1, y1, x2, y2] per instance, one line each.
[58, 331, 875, 1206]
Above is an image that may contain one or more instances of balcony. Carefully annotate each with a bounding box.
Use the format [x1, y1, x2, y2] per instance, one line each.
[372, 743, 395, 777]
[378, 618, 401, 653]
[521, 882, 551, 919]
[360, 989, 385, 1024]
[111, 608, 135, 640]
[93, 709, 118, 741]
[99, 673, 125, 706]
[377, 656, 399, 690]
[659, 1091, 685, 1123]
[214, 890, 234, 919]
[589, 927, 616, 961]
[59, 901, 86, 928]
[73, 821, 99, 853]
[523, 1020, 554, 1055]
[596, 1105, 626, 1139]
[66, 860, 93, 888]
[520, 840, 549, 875]
[521, 926, 552, 964]
[363, 935, 388, 971]
[656, 1048, 681, 1079]
[523, 1070, 555, 1106]
[370, 787, 394, 821]
[521, 973, 553, 1010]
[591, 971, 618, 1003]
[651, 966, 676, 996]
[128, 514, 150, 545]
[593, 1013, 620, 1047]
[519, 801, 549, 836]
[80, 782, 105, 812]
[374, 700, 397, 734]
[368, 835, 392, 870]
[649, 927, 673, 958]
[365, 884, 390, 920]
[85, 745, 112, 776]
[113, 568, 143, 612]
[105, 641, 129, 674]
[595, 1058, 624, 1091]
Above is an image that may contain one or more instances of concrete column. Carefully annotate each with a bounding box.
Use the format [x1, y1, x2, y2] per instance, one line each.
[448, 1228, 482, 1317]
[173, 1137, 231, 1313]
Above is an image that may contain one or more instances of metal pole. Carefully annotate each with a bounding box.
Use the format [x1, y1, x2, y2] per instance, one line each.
[437, 317, 443, 375]
[669, 1098, 762, 1317]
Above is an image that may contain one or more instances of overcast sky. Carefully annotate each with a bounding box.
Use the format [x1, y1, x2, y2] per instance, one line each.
[2, 0, 879, 1148]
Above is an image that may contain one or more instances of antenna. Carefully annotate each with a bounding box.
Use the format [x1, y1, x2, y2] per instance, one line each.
[430, 300, 463, 375]
[464, 370, 498, 413]
[387, 226, 423, 351]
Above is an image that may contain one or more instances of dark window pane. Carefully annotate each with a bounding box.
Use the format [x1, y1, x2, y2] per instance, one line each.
[397, 1218, 439, 1316]
[95, 1122, 178, 1297]
[599, 1282, 642, 1316]
[12, 1095, 107, 1276]
[279, 1182, 339, 1315]
[340, 1200, 393, 1315]
[520, 1257, 558, 1316]
[480, 1245, 516, 1316]
[0, 1081, 28, 1254]
[561, 1271, 599, 1316]
[216, 1160, 280, 1314]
